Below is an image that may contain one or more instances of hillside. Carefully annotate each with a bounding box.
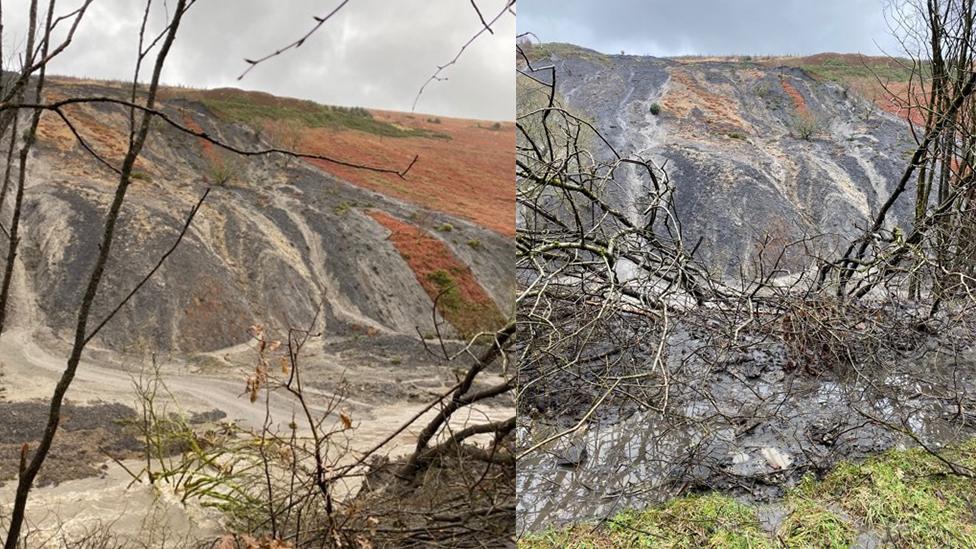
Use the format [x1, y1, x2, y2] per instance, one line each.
[0, 75, 515, 546]
[523, 44, 918, 275]
[515, 44, 976, 538]
[14, 76, 514, 353]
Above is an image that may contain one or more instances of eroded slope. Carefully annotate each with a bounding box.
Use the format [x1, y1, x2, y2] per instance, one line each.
[10, 78, 514, 353]
[528, 44, 918, 274]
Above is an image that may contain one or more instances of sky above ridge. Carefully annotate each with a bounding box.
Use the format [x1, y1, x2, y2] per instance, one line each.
[518, 0, 905, 58]
[2, 0, 515, 120]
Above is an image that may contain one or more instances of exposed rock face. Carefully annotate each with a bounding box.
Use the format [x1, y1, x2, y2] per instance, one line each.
[9, 80, 513, 353]
[530, 44, 917, 275]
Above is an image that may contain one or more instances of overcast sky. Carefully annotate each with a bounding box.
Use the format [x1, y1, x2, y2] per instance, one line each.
[519, 0, 903, 58]
[3, 0, 515, 120]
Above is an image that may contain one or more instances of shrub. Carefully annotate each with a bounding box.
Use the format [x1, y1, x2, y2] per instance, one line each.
[427, 269, 454, 289]
[649, 103, 661, 116]
[130, 170, 152, 182]
[205, 154, 241, 186]
[791, 113, 823, 140]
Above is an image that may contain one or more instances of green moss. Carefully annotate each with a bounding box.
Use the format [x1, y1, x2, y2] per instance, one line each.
[426, 269, 464, 314]
[522, 494, 769, 549]
[130, 170, 152, 182]
[520, 441, 976, 548]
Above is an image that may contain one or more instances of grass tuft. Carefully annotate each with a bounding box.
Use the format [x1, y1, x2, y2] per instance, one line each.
[520, 441, 976, 548]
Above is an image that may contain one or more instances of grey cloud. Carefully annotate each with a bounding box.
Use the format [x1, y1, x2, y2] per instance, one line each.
[518, 0, 902, 58]
[4, 0, 514, 120]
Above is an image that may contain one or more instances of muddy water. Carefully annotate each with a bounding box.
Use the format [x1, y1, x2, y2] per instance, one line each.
[0, 328, 512, 544]
[0, 462, 226, 544]
[517, 345, 976, 534]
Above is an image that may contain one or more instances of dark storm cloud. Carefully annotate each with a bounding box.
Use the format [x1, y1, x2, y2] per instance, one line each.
[3, 0, 514, 120]
[518, 0, 902, 57]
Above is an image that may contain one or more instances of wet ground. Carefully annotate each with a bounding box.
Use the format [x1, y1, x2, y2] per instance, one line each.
[517, 322, 976, 534]
[0, 327, 513, 545]
[0, 401, 142, 487]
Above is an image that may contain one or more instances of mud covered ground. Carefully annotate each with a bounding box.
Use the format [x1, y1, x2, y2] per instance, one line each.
[517, 308, 976, 534]
[0, 327, 514, 546]
[0, 401, 142, 487]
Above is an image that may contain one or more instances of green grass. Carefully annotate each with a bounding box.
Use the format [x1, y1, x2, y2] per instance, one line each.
[803, 443, 976, 547]
[520, 441, 976, 548]
[777, 493, 855, 548]
[609, 494, 771, 548]
[201, 96, 449, 139]
[800, 60, 920, 84]
[425, 269, 506, 340]
[527, 42, 612, 65]
[427, 269, 464, 313]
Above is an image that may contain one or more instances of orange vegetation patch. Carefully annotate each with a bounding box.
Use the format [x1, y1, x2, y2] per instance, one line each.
[762, 53, 928, 125]
[854, 80, 928, 126]
[662, 68, 750, 135]
[183, 112, 242, 185]
[165, 86, 513, 235]
[36, 92, 151, 178]
[182, 114, 216, 159]
[780, 78, 808, 114]
[367, 209, 506, 339]
[296, 111, 514, 236]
